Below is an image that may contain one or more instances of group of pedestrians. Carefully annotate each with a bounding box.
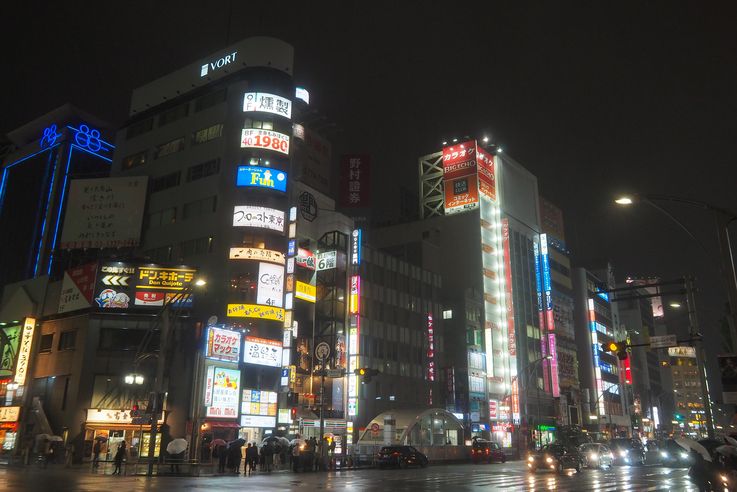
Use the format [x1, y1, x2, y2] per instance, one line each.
[214, 439, 286, 475]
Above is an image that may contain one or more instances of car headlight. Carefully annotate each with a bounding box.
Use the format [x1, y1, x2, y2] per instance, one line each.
[528, 455, 534, 462]
[590, 453, 598, 460]
[680, 452, 688, 459]
[660, 451, 668, 458]
[546, 457, 553, 463]
[720, 474, 728, 483]
[619, 450, 627, 457]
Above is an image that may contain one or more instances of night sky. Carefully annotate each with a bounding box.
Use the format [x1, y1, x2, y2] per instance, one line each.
[4, 3, 737, 387]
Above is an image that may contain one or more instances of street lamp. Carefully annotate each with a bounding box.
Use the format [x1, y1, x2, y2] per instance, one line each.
[124, 374, 145, 385]
[614, 193, 737, 349]
[142, 277, 206, 476]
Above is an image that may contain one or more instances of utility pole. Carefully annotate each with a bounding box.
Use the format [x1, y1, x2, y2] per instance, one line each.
[685, 277, 715, 439]
[147, 307, 170, 476]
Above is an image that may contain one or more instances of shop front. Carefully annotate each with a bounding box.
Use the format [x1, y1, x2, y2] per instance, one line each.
[84, 409, 163, 461]
[0, 406, 21, 454]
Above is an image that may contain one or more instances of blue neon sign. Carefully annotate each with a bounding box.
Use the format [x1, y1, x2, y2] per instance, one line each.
[40, 124, 62, 149]
[236, 165, 287, 192]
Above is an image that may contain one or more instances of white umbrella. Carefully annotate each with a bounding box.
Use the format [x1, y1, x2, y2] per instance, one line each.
[716, 445, 737, 457]
[675, 437, 712, 462]
[48, 436, 63, 442]
[166, 438, 188, 455]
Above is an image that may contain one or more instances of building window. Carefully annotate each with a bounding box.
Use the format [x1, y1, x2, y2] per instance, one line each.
[143, 245, 173, 263]
[243, 118, 273, 130]
[99, 328, 149, 351]
[195, 88, 227, 112]
[147, 207, 177, 228]
[58, 331, 76, 350]
[122, 151, 147, 170]
[180, 236, 214, 257]
[442, 309, 453, 319]
[150, 172, 181, 193]
[154, 137, 185, 159]
[158, 103, 189, 126]
[192, 123, 224, 145]
[186, 158, 221, 182]
[183, 196, 217, 219]
[126, 117, 154, 139]
[39, 334, 53, 353]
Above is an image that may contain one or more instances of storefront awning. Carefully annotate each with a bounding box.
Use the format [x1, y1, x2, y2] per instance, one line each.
[207, 421, 240, 429]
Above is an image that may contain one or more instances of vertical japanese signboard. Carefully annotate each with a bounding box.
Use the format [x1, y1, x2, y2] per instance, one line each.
[14, 318, 35, 385]
[206, 327, 242, 363]
[442, 141, 479, 215]
[339, 154, 371, 207]
[206, 367, 240, 418]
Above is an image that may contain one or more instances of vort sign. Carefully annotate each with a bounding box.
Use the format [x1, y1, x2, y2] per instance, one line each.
[200, 51, 237, 77]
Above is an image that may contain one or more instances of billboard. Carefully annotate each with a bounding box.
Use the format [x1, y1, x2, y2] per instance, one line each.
[243, 92, 292, 119]
[57, 262, 97, 313]
[93, 262, 197, 311]
[719, 355, 737, 404]
[205, 367, 240, 418]
[226, 304, 285, 321]
[240, 389, 278, 428]
[243, 336, 283, 367]
[476, 146, 496, 200]
[14, 318, 35, 385]
[257, 262, 284, 307]
[339, 154, 371, 207]
[206, 327, 242, 363]
[232, 206, 285, 232]
[236, 166, 287, 192]
[316, 251, 337, 271]
[59, 176, 148, 249]
[442, 141, 479, 215]
[228, 247, 285, 264]
[296, 248, 315, 270]
[241, 128, 290, 155]
[295, 281, 316, 303]
[292, 127, 331, 195]
[0, 324, 21, 378]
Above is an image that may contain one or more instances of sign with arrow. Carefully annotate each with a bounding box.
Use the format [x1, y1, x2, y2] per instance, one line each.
[102, 274, 129, 286]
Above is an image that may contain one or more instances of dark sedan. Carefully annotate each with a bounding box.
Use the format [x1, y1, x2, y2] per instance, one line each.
[471, 440, 507, 464]
[527, 444, 583, 474]
[659, 439, 693, 467]
[376, 446, 428, 469]
[609, 438, 646, 466]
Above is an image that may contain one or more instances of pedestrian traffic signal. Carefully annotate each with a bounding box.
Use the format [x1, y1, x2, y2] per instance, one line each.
[600, 341, 629, 360]
[290, 407, 297, 420]
[354, 367, 380, 383]
[130, 404, 141, 417]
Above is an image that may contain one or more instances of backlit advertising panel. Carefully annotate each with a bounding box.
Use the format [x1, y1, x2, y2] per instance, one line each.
[206, 327, 241, 363]
[257, 262, 284, 307]
[14, 318, 35, 385]
[206, 367, 240, 418]
[243, 336, 283, 368]
[232, 206, 285, 232]
[241, 128, 290, 155]
[476, 147, 496, 200]
[229, 247, 285, 264]
[295, 281, 316, 303]
[236, 166, 287, 192]
[243, 92, 292, 119]
[339, 154, 371, 208]
[442, 141, 479, 215]
[227, 304, 285, 321]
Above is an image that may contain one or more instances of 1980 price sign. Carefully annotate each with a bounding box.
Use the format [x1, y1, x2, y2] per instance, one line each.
[241, 128, 290, 155]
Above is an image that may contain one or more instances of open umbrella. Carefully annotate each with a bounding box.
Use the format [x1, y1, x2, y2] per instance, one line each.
[48, 436, 63, 442]
[228, 438, 245, 448]
[211, 439, 226, 447]
[166, 438, 188, 455]
[276, 436, 290, 448]
[726, 436, 737, 447]
[716, 445, 737, 457]
[675, 437, 712, 462]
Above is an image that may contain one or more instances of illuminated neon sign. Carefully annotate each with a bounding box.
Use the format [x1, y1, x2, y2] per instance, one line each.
[241, 129, 290, 155]
[243, 92, 292, 119]
[200, 50, 237, 77]
[236, 165, 287, 192]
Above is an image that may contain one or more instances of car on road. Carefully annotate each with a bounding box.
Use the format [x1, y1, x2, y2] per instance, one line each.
[527, 443, 583, 474]
[376, 446, 428, 469]
[658, 439, 693, 467]
[608, 438, 646, 466]
[471, 440, 507, 464]
[579, 443, 614, 469]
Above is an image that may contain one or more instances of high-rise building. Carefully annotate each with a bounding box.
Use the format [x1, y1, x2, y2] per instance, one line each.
[572, 266, 632, 438]
[668, 345, 707, 437]
[0, 105, 114, 288]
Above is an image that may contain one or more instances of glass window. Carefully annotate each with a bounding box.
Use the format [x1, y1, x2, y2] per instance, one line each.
[192, 123, 224, 145]
[126, 118, 154, 139]
[122, 151, 147, 170]
[39, 334, 53, 352]
[194, 88, 227, 112]
[186, 158, 220, 182]
[150, 172, 181, 193]
[158, 103, 189, 126]
[58, 331, 76, 350]
[154, 137, 185, 159]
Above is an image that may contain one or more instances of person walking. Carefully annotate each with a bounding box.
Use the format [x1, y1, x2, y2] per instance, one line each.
[263, 440, 274, 473]
[92, 439, 102, 469]
[245, 443, 258, 476]
[64, 442, 74, 468]
[112, 440, 126, 475]
[216, 444, 227, 473]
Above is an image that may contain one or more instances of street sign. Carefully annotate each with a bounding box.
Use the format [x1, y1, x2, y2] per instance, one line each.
[650, 334, 678, 349]
[315, 342, 331, 361]
[326, 369, 344, 378]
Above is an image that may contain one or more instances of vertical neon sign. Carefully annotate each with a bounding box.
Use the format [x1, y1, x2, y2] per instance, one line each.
[348, 229, 362, 417]
[539, 234, 559, 398]
[589, 298, 605, 415]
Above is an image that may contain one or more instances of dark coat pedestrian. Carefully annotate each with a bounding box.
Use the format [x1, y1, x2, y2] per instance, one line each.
[112, 441, 126, 475]
[245, 443, 258, 475]
[227, 444, 241, 473]
[216, 444, 227, 473]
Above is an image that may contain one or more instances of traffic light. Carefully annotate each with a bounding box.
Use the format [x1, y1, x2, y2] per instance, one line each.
[354, 367, 380, 383]
[130, 404, 141, 417]
[600, 341, 628, 360]
[290, 407, 297, 420]
[674, 413, 684, 421]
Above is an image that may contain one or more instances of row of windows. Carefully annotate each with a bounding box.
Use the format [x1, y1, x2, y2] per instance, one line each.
[38, 331, 76, 352]
[142, 236, 214, 263]
[122, 123, 224, 170]
[146, 195, 217, 229]
[125, 88, 228, 140]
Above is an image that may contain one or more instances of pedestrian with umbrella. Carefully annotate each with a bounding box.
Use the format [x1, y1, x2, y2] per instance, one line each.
[166, 438, 187, 474]
[112, 440, 127, 475]
[227, 438, 245, 474]
[215, 441, 227, 473]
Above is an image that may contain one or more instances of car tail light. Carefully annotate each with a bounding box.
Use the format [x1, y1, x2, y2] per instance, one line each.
[392, 452, 400, 457]
[485, 449, 490, 454]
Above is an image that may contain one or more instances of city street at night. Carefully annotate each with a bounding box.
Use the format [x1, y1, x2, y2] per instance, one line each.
[0, 462, 700, 491]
